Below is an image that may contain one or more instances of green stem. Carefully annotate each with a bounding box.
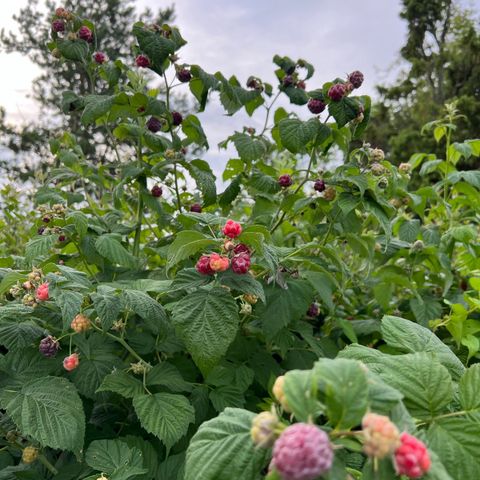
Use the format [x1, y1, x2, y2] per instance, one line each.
[260, 91, 281, 136]
[38, 453, 59, 475]
[173, 163, 182, 212]
[133, 142, 145, 257]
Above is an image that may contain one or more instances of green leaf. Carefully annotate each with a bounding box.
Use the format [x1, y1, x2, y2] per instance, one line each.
[123, 289, 167, 334]
[283, 369, 322, 421]
[303, 271, 335, 312]
[278, 118, 319, 153]
[209, 386, 246, 412]
[81, 95, 115, 125]
[182, 115, 209, 148]
[133, 392, 194, 449]
[56, 290, 83, 330]
[0, 376, 85, 454]
[146, 362, 192, 392]
[95, 234, 138, 269]
[85, 439, 147, 480]
[0, 271, 26, 295]
[96, 370, 144, 399]
[25, 235, 57, 262]
[399, 219, 420, 242]
[219, 175, 242, 207]
[217, 269, 266, 302]
[0, 321, 43, 351]
[171, 287, 239, 373]
[184, 408, 269, 480]
[66, 211, 89, 237]
[91, 286, 122, 330]
[231, 133, 267, 162]
[328, 97, 360, 128]
[459, 364, 480, 412]
[57, 39, 89, 61]
[185, 159, 216, 206]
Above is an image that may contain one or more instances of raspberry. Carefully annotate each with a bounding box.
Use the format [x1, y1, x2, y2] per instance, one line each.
[394, 433, 431, 479]
[306, 303, 319, 317]
[146, 117, 162, 133]
[43, 215, 51, 223]
[271, 423, 333, 480]
[78, 26, 93, 42]
[412, 240, 425, 252]
[344, 82, 354, 94]
[370, 148, 385, 162]
[307, 98, 326, 115]
[58, 235, 66, 242]
[52, 19, 65, 32]
[243, 294, 258, 304]
[251, 411, 279, 448]
[190, 203, 202, 213]
[323, 186, 336, 201]
[22, 446, 38, 464]
[234, 243, 250, 255]
[370, 162, 385, 176]
[209, 253, 230, 272]
[399, 162, 411, 173]
[37, 227, 45, 235]
[362, 413, 400, 459]
[327, 83, 346, 102]
[23, 281, 33, 290]
[63, 353, 80, 371]
[171, 111, 183, 126]
[55, 7, 67, 17]
[246, 77, 258, 89]
[135, 54, 150, 68]
[272, 375, 291, 412]
[314, 179, 326, 192]
[176, 68, 192, 83]
[278, 174, 293, 188]
[297, 80, 306, 90]
[93, 51, 107, 64]
[223, 240, 235, 252]
[39, 335, 60, 358]
[71, 314, 91, 333]
[348, 70, 364, 89]
[222, 219, 242, 239]
[283, 75, 294, 87]
[196, 255, 214, 275]
[231, 253, 251, 274]
[151, 185, 163, 197]
[35, 283, 49, 302]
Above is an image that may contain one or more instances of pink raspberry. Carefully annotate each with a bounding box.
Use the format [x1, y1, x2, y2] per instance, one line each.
[362, 413, 400, 459]
[222, 219, 242, 239]
[63, 353, 80, 371]
[307, 99, 326, 114]
[234, 243, 250, 255]
[39, 336, 60, 358]
[35, 283, 49, 302]
[93, 51, 107, 64]
[190, 203, 202, 213]
[135, 54, 150, 68]
[146, 117, 162, 133]
[55, 7, 67, 17]
[196, 255, 215, 275]
[231, 253, 251, 274]
[78, 25, 93, 42]
[314, 179, 326, 192]
[271, 423, 333, 480]
[348, 70, 364, 89]
[209, 253, 230, 273]
[151, 185, 163, 197]
[171, 111, 183, 126]
[394, 432, 431, 479]
[176, 68, 192, 83]
[52, 19, 65, 33]
[327, 83, 346, 102]
[278, 174, 293, 188]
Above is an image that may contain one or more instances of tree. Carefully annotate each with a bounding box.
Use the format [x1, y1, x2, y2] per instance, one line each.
[367, 1, 480, 165]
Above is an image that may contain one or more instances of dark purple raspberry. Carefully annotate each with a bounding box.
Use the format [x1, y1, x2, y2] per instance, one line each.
[297, 80, 306, 90]
[283, 75, 294, 87]
[58, 235, 66, 242]
[234, 243, 250, 255]
[37, 227, 45, 235]
[52, 19, 65, 33]
[176, 68, 192, 83]
[151, 185, 163, 197]
[278, 174, 293, 188]
[135, 54, 150, 68]
[231, 253, 251, 274]
[271, 423, 333, 480]
[190, 203, 202, 213]
[146, 117, 162, 133]
[42, 216, 51, 223]
[171, 111, 183, 126]
[93, 51, 107, 64]
[348, 70, 364, 89]
[314, 179, 326, 192]
[196, 255, 214, 275]
[327, 83, 346, 102]
[307, 303, 319, 317]
[78, 26, 93, 42]
[246, 77, 258, 89]
[39, 335, 60, 358]
[307, 99, 326, 114]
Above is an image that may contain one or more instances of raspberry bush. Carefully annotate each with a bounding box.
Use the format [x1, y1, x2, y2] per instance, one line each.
[0, 5, 480, 480]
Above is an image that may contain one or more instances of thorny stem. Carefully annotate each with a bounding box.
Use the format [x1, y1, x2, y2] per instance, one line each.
[259, 91, 281, 136]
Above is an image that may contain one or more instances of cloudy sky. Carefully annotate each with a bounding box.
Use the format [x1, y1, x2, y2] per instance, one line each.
[0, 0, 477, 171]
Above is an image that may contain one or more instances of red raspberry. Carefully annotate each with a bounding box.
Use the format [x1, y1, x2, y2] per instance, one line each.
[394, 433, 431, 479]
[93, 51, 107, 64]
[307, 98, 326, 114]
[348, 70, 364, 89]
[52, 19, 65, 32]
[35, 283, 49, 302]
[314, 179, 326, 192]
[190, 203, 202, 213]
[196, 255, 215, 275]
[151, 185, 163, 197]
[146, 117, 162, 133]
[209, 253, 230, 272]
[39, 335, 60, 358]
[297, 80, 306, 90]
[362, 413, 400, 459]
[222, 219, 242, 239]
[176, 68, 192, 83]
[234, 243, 250, 255]
[278, 174, 293, 188]
[327, 83, 346, 102]
[271, 423, 333, 480]
[78, 26, 93, 42]
[135, 54, 150, 68]
[71, 314, 91, 333]
[63, 353, 80, 371]
[231, 253, 251, 274]
[246, 77, 259, 89]
[171, 111, 183, 126]
[306, 303, 319, 317]
[58, 235, 66, 242]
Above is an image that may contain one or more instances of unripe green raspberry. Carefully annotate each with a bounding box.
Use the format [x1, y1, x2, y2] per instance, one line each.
[370, 148, 385, 162]
[399, 163, 411, 173]
[411, 240, 425, 252]
[251, 411, 279, 448]
[370, 162, 385, 176]
[22, 446, 39, 464]
[362, 413, 400, 459]
[272, 375, 291, 412]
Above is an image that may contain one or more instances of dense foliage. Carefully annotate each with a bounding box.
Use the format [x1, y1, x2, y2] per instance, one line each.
[1, 6, 480, 480]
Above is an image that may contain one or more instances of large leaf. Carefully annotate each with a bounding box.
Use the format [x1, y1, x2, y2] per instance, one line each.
[133, 392, 194, 450]
[95, 234, 138, 269]
[132, 24, 175, 73]
[56, 290, 83, 330]
[217, 269, 266, 303]
[81, 95, 115, 125]
[0, 376, 85, 454]
[231, 133, 267, 161]
[91, 285, 122, 330]
[57, 39, 89, 61]
[184, 408, 268, 480]
[171, 287, 239, 373]
[328, 97, 360, 128]
[283, 369, 323, 422]
[278, 117, 319, 153]
[146, 362, 192, 392]
[123, 289, 167, 334]
[185, 159, 216, 206]
[0, 320, 43, 351]
[96, 370, 144, 399]
[459, 364, 480, 412]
